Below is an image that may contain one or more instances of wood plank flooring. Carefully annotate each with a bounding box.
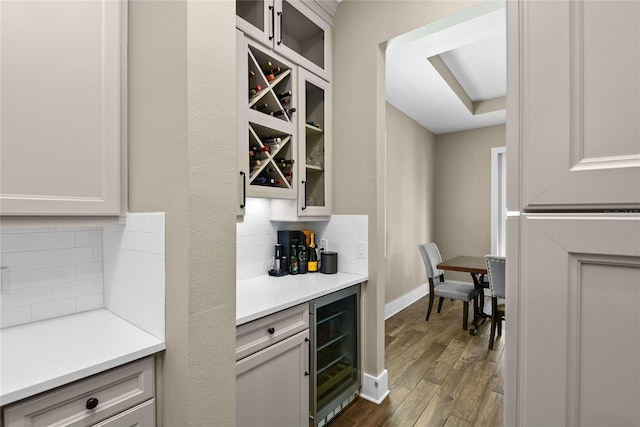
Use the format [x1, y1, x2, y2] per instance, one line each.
[331, 296, 504, 427]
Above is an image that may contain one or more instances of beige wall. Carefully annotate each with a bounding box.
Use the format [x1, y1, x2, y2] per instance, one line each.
[385, 103, 436, 304]
[434, 125, 506, 283]
[333, 0, 480, 377]
[128, 1, 237, 425]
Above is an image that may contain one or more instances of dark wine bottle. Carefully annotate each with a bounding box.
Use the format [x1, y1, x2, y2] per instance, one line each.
[261, 61, 273, 73]
[254, 177, 277, 185]
[249, 70, 256, 77]
[276, 91, 292, 99]
[253, 103, 268, 111]
[261, 136, 282, 144]
[289, 244, 299, 275]
[270, 109, 286, 117]
[298, 244, 308, 274]
[250, 145, 269, 153]
[285, 108, 297, 118]
[275, 158, 294, 165]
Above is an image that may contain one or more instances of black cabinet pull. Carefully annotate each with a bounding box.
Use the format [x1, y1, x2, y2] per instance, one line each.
[239, 171, 246, 209]
[268, 5, 275, 40]
[301, 180, 307, 210]
[86, 397, 99, 410]
[268, 327, 275, 334]
[277, 11, 283, 45]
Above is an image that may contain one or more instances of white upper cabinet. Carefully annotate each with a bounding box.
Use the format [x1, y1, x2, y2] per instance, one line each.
[236, 0, 332, 81]
[511, 0, 640, 211]
[0, 0, 126, 216]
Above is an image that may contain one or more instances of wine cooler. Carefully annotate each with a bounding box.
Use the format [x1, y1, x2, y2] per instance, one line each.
[309, 285, 360, 427]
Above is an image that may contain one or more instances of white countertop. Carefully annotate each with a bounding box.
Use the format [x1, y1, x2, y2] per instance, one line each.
[0, 309, 165, 406]
[236, 272, 368, 325]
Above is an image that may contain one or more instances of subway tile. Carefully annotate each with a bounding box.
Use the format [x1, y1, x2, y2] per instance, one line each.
[0, 306, 32, 329]
[3, 286, 54, 309]
[32, 298, 76, 322]
[76, 230, 102, 247]
[30, 265, 76, 286]
[1, 250, 52, 270]
[54, 279, 95, 299]
[76, 262, 103, 279]
[6, 270, 30, 289]
[0, 233, 30, 252]
[30, 232, 75, 250]
[123, 214, 151, 233]
[93, 246, 103, 262]
[52, 247, 94, 266]
[76, 293, 103, 312]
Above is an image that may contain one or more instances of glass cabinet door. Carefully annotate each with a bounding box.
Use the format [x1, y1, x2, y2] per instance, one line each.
[236, 0, 273, 47]
[298, 68, 331, 216]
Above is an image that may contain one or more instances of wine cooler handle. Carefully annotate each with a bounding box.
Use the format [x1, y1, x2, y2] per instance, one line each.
[301, 180, 307, 210]
[277, 11, 283, 45]
[268, 6, 275, 41]
[304, 337, 310, 376]
[239, 171, 246, 209]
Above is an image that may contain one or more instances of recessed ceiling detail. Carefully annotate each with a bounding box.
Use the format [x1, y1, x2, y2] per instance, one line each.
[386, 1, 506, 135]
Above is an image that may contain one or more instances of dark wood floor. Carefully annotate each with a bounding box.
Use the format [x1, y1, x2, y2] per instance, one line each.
[332, 296, 504, 427]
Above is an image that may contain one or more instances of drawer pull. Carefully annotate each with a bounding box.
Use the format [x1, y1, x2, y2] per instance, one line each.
[86, 397, 99, 410]
[267, 327, 275, 334]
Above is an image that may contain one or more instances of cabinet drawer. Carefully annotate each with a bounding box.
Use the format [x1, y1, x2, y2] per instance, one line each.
[3, 357, 154, 427]
[236, 303, 309, 360]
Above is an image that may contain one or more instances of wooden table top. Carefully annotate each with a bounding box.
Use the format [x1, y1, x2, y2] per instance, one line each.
[437, 256, 487, 275]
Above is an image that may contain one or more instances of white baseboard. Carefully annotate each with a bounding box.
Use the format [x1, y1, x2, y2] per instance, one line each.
[359, 370, 390, 404]
[384, 284, 429, 320]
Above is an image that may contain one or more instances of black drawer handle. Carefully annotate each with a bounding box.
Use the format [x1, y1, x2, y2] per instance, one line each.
[268, 327, 275, 334]
[86, 397, 99, 410]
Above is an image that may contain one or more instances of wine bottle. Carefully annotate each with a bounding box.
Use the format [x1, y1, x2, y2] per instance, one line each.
[285, 107, 297, 118]
[250, 159, 262, 166]
[261, 61, 273, 73]
[276, 91, 292, 100]
[270, 66, 282, 75]
[265, 73, 275, 82]
[289, 244, 299, 275]
[254, 177, 277, 185]
[265, 167, 276, 173]
[308, 232, 318, 272]
[250, 145, 269, 153]
[249, 70, 256, 77]
[298, 244, 308, 274]
[306, 121, 322, 129]
[261, 136, 282, 144]
[252, 103, 268, 111]
[275, 158, 294, 165]
[270, 109, 286, 117]
[280, 170, 293, 177]
[249, 85, 262, 97]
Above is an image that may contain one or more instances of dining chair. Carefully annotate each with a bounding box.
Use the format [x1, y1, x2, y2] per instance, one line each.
[418, 242, 475, 330]
[485, 255, 506, 350]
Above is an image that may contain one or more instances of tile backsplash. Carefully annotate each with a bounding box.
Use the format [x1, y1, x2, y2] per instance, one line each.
[0, 213, 165, 338]
[237, 198, 368, 280]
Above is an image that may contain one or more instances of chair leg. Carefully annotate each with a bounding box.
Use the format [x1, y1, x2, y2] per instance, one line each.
[426, 289, 434, 321]
[497, 313, 503, 336]
[489, 297, 498, 350]
[462, 301, 469, 331]
[437, 297, 444, 313]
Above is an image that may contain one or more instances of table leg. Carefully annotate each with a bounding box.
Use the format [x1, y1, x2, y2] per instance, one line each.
[469, 273, 490, 336]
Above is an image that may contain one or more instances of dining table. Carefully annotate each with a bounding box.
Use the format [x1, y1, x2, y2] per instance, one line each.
[437, 255, 489, 335]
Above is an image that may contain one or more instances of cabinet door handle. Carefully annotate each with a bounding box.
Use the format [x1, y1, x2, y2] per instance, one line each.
[239, 171, 246, 209]
[277, 11, 283, 45]
[305, 337, 310, 376]
[268, 327, 275, 334]
[269, 5, 275, 41]
[301, 180, 307, 210]
[86, 397, 99, 410]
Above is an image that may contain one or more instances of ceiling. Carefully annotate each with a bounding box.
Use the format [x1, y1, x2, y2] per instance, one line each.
[386, 2, 506, 135]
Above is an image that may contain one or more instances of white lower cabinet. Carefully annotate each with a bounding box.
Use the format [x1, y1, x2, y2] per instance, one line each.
[236, 304, 310, 427]
[2, 357, 155, 427]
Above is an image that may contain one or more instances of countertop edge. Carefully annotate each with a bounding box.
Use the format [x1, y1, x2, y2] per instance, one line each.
[0, 310, 166, 407]
[236, 272, 368, 326]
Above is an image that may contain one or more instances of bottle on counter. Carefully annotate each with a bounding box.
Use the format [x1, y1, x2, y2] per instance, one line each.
[289, 244, 299, 275]
[298, 244, 308, 274]
[308, 232, 318, 272]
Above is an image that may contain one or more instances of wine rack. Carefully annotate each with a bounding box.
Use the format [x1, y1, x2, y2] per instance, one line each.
[239, 36, 298, 201]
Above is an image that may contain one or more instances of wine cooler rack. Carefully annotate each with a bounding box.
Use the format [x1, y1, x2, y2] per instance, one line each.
[241, 39, 298, 199]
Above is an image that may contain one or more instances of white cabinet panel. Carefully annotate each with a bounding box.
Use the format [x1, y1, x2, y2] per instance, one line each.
[0, 0, 126, 216]
[516, 215, 640, 426]
[236, 329, 310, 427]
[514, 0, 640, 211]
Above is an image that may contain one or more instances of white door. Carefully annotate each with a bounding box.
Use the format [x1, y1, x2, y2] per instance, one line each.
[506, 1, 640, 425]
